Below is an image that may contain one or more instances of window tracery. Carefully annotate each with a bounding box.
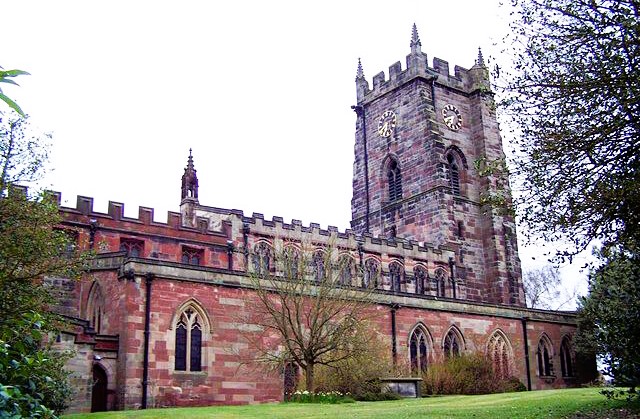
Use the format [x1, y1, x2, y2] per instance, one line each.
[409, 326, 430, 373]
[252, 242, 272, 275]
[414, 265, 428, 294]
[443, 327, 463, 358]
[560, 336, 574, 378]
[537, 335, 554, 377]
[364, 258, 379, 288]
[119, 238, 144, 257]
[389, 261, 404, 293]
[174, 305, 204, 372]
[487, 331, 513, 380]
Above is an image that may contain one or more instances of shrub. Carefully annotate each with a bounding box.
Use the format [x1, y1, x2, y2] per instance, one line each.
[0, 313, 72, 418]
[422, 353, 525, 396]
[312, 332, 396, 401]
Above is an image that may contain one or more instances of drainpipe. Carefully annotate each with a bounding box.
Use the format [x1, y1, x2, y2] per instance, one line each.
[242, 223, 250, 269]
[227, 240, 234, 270]
[352, 105, 370, 233]
[390, 304, 400, 365]
[89, 219, 98, 250]
[521, 316, 532, 391]
[141, 272, 155, 409]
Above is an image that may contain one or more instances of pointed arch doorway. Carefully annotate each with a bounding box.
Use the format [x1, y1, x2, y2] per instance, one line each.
[91, 364, 108, 412]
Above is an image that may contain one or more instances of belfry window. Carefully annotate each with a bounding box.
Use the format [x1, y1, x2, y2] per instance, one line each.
[410, 327, 429, 373]
[175, 306, 203, 372]
[447, 154, 461, 196]
[387, 159, 402, 202]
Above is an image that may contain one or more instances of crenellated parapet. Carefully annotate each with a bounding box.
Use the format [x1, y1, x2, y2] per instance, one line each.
[356, 25, 490, 104]
[44, 187, 465, 300]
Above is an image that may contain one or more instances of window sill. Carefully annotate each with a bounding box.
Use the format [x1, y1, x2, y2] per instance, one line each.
[171, 370, 207, 377]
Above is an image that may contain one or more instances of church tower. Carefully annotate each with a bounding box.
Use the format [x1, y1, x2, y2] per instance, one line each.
[351, 25, 524, 306]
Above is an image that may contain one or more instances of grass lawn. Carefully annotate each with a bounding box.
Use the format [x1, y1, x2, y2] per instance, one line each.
[63, 387, 637, 419]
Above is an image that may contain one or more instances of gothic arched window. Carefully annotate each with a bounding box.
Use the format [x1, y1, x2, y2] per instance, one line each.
[283, 246, 300, 279]
[560, 336, 574, 378]
[119, 238, 144, 257]
[312, 250, 325, 282]
[443, 327, 463, 358]
[414, 265, 428, 295]
[387, 158, 402, 202]
[537, 335, 554, 377]
[409, 326, 430, 373]
[487, 331, 513, 380]
[252, 242, 272, 275]
[389, 261, 404, 293]
[87, 282, 104, 334]
[174, 304, 206, 372]
[364, 258, 379, 288]
[446, 154, 461, 196]
[338, 255, 355, 286]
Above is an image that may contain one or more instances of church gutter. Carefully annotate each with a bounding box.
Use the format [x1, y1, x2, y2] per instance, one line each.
[141, 273, 155, 409]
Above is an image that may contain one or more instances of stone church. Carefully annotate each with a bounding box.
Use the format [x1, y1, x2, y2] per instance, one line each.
[52, 25, 594, 413]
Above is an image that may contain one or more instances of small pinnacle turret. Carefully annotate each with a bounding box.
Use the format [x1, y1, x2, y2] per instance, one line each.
[410, 23, 421, 54]
[476, 47, 485, 66]
[356, 58, 365, 80]
[181, 148, 199, 203]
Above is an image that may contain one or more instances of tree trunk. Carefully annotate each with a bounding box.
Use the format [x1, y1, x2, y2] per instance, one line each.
[305, 363, 315, 393]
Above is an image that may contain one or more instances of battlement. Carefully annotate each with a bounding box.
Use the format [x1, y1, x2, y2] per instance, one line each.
[237, 208, 449, 259]
[48, 189, 449, 259]
[356, 25, 490, 103]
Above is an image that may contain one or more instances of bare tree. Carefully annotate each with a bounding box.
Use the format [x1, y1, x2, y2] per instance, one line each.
[242, 241, 378, 392]
[523, 265, 576, 310]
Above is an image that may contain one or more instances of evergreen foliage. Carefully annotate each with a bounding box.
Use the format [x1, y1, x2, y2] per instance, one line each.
[575, 244, 640, 398]
[0, 115, 87, 417]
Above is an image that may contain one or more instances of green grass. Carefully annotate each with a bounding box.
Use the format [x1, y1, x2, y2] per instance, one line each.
[63, 388, 635, 419]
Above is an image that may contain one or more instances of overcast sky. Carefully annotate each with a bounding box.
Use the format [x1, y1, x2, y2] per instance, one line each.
[2, 0, 589, 304]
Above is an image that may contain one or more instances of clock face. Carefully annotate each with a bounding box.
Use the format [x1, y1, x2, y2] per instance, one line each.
[377, 110, 397, 137]
[442, 104, 462, 131]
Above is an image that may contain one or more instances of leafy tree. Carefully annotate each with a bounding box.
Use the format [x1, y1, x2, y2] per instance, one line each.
[0, 67, 29, 116]
[575, 244, 640, 396]
[502, 0, 640, 258]
[243, 242, 378, 393]
[0, 115, 86, 417]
